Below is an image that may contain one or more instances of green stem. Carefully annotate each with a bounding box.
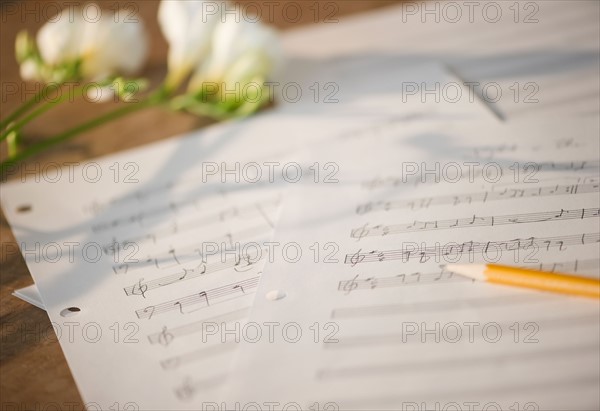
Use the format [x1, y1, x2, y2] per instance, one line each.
[1, 94, 164, 176]
[1, 89, 77, 141]
[0, 82, 110, 141]
[0, 83, 59, 130]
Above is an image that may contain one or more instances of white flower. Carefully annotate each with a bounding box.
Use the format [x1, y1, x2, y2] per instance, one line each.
[36, 9, 86, 66]
[19, 59, 42, 81]
[80, 9, 149, 81]
[189, 15, 282, 91]
[31, 5, 148, 82]
[158, 0, 220, 89]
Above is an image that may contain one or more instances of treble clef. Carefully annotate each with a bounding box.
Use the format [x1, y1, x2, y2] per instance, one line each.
[349, 249, 365, 267]
[130, 278, 148, 298]
[175, 378, 195, 401]
[158, 326, 174, 347]
[351, 223, 370, 242]
[343, 275, 359, 295]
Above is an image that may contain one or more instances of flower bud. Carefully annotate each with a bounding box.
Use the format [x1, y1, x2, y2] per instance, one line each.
[158, 0, 220, 90]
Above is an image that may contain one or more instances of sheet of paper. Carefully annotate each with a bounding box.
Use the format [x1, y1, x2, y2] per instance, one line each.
[225, 118, 600, 410]
[14, 0, 600, 308]
[1, 61, 499, 408]
[10, 58, 495, 314]
[283, 0, 599, 120]
[12, 284, 45, 310]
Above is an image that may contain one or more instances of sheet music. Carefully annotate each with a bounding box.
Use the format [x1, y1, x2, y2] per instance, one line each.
[1, 61, 498, 408]
[224, 119, 600, 410]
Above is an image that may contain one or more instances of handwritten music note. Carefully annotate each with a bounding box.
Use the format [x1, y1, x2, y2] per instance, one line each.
[349, 208, 600, 239]
[157, 327, 174, 347]
[135, 277, 260, 320]
[355, 183, 599, 215]
[124, 251, 265, 297]
[344, 232, 599, 264]
[223, 117, 600, 409]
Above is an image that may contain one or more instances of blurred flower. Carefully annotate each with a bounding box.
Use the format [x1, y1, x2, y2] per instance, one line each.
[79, 9, 149, 81]
[17, 5, 148, 83]
[183, 11, 282, 117]
[85, 77, 149, 103]
[19, 59, 42, 81]
[15, 31, 44, 81]
[158, 0, 220, 90]
[36, 9, 86, 68]
[190, 15, 281, 89]
[3, 0, 285, 169]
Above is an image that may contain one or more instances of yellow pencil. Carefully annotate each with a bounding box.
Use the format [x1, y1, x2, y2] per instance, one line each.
[446, 263, 600, 299]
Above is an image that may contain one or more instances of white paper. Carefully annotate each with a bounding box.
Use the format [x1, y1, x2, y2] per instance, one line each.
[13, 284, 45, 310]
[283, 0, 599, 120]
[1, 61, 497, 409]
[225, 119, 600, 410]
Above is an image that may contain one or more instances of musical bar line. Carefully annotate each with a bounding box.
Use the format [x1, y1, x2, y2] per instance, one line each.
[125, 250, 266, 297]
[350, 208, 600, 240]
[356, 182, 599, 214]
[111, 233, 270, 275]
[337, 258, 600, 293]
[338, 271, 467, 294]
[147, 308, 250, 346]
[345, 233, 600, 265]
[135, 276, 259, 320]
[361, 161, 599, 190]
[93, 196, 280, 233]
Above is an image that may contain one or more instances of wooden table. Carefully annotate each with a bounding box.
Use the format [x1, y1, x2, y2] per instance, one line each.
[0, 1, 401, 406]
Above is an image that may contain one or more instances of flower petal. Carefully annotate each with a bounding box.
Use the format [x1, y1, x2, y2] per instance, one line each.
[190, 13, 282, 90]
[158, 0, 219, 76]
[36, 7, 85, 65]
[80, 9, 148, 81]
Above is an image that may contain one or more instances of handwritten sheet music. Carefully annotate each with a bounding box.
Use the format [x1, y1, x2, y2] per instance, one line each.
[1, 61, 498, 408]
[224, 119, 600, 410]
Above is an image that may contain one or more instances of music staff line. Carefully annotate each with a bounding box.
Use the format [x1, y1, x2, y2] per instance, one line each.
[174, 374, 228, 402]
[125, 249, 266, 297]
[361, 161, 599, 190]
[335, 375, 600, 410]
[92, 195, 280, 234]
[338, 271, 467, 294]
[84, 159, 285, 215]
[101, 199, 278, 251]
[331, 293, 554, 320]
[135, 276, 260, 320]
[350, 208, 600, 240]
[316, 343, 599, 381]
[103, 212, 274, 253]
[110, 225, 271, 274]
[85, 176, 208, 215]
[148, 307, 250, 346]
[356, 182, 599, 214]
[325, 313, 600, 351]
[337, 258, 600, 294]
[345, 232, 600, 265]
[160, 342, 237, 371]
